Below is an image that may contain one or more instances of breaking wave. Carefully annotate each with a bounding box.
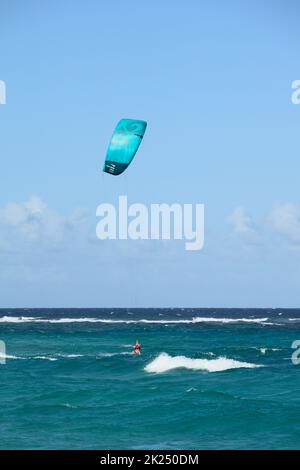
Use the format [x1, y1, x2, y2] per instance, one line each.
[144, 353, 263, 374]
[0, 315, 270, 325]
[34, 356, 58, 361]
[0, 353, 24, 360]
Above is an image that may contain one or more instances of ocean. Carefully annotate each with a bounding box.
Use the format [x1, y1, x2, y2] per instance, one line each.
[0, 308, 300, 449]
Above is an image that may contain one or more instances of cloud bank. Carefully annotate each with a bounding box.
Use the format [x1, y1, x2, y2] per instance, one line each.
[227, 203, 300, 246]
[1, 196, 300, 307]
[0, 196, 89, 250]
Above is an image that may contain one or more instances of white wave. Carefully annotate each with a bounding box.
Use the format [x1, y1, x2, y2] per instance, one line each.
[0, 352, 84, 361]
[96, 351, 133, 358]
[34, 356, 57, 361]
[259, 347, 281, 354]
[55, 354, 83, 358]
[43, 318, 101, 323]
[0, 352, 25, 360]
[144, 353, 263, 374]
[0, 315, 270, 325]
[0, 353, 57, 361]
[0, 316, 100, 323]
[0, 316, 38, 323]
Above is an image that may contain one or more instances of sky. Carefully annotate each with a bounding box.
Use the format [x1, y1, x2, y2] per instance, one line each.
[0, 0, 300, 307]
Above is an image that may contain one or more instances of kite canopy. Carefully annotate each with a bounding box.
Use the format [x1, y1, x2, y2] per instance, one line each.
[103, 119, 147, 176]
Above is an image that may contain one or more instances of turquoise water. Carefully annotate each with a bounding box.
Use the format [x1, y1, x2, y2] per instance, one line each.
[0, 308, 300, 449]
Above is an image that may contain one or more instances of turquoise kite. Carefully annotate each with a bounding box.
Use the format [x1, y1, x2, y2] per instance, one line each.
[103, 119, 147, 176]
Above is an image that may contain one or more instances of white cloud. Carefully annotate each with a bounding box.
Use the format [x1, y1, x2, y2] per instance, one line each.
[24, 195, 47, 214]
[226, 203, 300, 248]
[0, 202, 28, 226]
[0, 196, 90, 249]
[0, 196, 48, 227]
[269, 203, 300, 243]
[226, 207, 258, 242]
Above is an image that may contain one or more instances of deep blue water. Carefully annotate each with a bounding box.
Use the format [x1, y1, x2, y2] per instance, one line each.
[0, 308, 300, 449]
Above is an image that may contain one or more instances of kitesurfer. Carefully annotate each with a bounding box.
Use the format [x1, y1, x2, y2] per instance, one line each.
[134, 340, 141, 354]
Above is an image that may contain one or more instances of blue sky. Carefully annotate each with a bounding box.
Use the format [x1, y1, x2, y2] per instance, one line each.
[0, 0, 300, 307]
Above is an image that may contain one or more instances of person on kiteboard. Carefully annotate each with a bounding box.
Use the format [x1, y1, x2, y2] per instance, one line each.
[134, 339, 141, 354]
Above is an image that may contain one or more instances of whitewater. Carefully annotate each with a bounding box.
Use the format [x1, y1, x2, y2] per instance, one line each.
[0, 315, 271, 324]
[144, 353, 263, 373]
